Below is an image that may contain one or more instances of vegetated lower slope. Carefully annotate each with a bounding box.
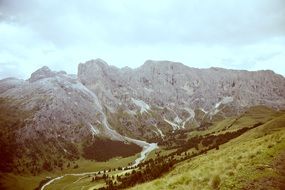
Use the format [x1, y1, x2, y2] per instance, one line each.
[63, 106, 284, 190]
[0, 96, 142, 177]
[126, 107, 285, 190]
[0, 97, 34, 173]
[0, 98, 35, 190]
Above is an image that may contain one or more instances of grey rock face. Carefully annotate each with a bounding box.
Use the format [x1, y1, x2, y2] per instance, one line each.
[78, 59, 285, 138]
[29, 66, 56, 82]
[78, 59, 285, 112]
[0, 77, 25, 94]
[0, 67, 123, 143]
[1, 59, 285, 143]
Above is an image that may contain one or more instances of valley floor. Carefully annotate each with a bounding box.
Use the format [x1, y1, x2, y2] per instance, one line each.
[0, 154, 139, 190]
[40, 140, 157, 190]
[1, 107, 285, 190]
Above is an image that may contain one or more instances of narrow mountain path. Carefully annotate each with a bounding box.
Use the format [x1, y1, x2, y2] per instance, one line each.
[40, 139, 158, 190]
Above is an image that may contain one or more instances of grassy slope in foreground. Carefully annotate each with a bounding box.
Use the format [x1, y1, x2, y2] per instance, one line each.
[129, 110, 285, 190]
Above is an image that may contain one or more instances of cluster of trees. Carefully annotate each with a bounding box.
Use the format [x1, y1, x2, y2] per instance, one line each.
[0, 98, 84, 176]
[93, 158, 176, 190]
[34, 177, 52, 190]
[0, 98, 29, 172]
[9, 136, 83, 175]
[175, 124, 261, 155]
[17, 137, 81, 175]
[82, 138, 142, 161]
[157, 128, 195, 147]
[116, 161, 175, 189]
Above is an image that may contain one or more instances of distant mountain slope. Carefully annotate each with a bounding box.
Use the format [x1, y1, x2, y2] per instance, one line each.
[0, 66, 139, 174]
[78, 59, 285, 138]
[0, 59, 284, 174]
[79, 59, 285, 110]
[0, 66, 123, 142]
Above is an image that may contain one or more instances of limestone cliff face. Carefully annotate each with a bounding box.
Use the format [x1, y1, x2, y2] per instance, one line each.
[79, 59, 285, 110]
[1, 59, 284, 143]
[77, 59, 285, 139]
[0, 66, 123, 143]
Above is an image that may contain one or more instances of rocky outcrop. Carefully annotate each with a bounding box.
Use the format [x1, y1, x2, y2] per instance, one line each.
[0, 66, 124, 143]
[77, 59, 285, 138]
[78, 59, 285, 110]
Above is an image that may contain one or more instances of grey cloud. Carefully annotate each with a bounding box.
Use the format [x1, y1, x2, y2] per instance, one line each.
[1, 0, 284, 46]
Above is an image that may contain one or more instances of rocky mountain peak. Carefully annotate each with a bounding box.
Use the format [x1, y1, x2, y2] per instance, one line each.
[28, 66, 68, 83]
[78, 58, 108, 72]
[78, 59, 107, 79]
[29, 66, 56, 82]
[78, 58, 122, 86]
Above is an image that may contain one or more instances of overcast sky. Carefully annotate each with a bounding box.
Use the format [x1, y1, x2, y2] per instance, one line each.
[0, 0, 285, 79]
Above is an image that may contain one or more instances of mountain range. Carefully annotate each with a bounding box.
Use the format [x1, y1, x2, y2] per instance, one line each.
[0, 59, 284, 174]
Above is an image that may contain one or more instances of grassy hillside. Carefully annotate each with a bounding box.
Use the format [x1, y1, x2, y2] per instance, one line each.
[128, 109, 285, 190]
